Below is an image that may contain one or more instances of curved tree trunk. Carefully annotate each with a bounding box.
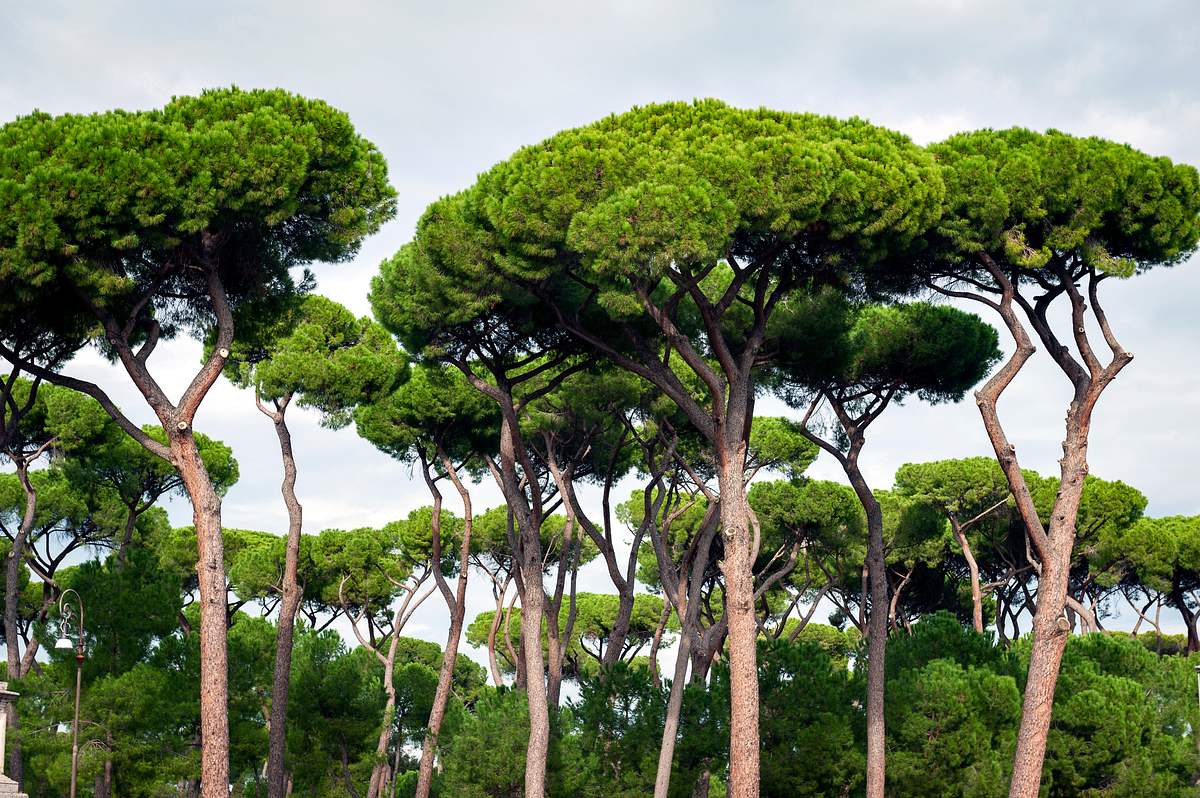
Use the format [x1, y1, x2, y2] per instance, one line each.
[648, 600, 671, 689]
[1008, 551, 1073, 796]
[416, 456, 474, 798]
[485, 586, 508, 687]
[117, 505, 140, 566]
[265, 399, 303, 798]
[172, 432, 231, 798]
[653, 625, 692, 798]
[1006, 419, 1092, 797]
[952, 520, 984, 634]
[366, 677, 397, 798]
[842, 465, 888, 798]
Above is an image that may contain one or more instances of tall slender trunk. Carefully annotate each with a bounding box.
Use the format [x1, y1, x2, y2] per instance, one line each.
[416, 457, 474, 798]
[367, 635, 400, 798]
[266, 399, 303, 798]
[1006, 419, 1091, 797]
[1008, 551, 1073, 794]
[3, 458, 33, 784]
[519, 556, 549, 798]
[648, 600, 671, 689]
[863, 516, 888, 798]
[842, 462, 887, 798]
[490, 411, 550, 798]
[654, 622, 693, 798]
[715, 459, 759, 798]
[486, 586, 508, 687]
[172, 432, 230, 798]
[952, 520, 984, 634]
[603, 588, 636, 671]
[544, 522, 580, 710]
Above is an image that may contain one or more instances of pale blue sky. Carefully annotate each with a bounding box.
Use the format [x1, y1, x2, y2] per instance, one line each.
[2, 0, 1197, 647]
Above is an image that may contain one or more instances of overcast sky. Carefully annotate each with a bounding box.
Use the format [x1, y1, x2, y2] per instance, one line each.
[2, 1, 1198, 649]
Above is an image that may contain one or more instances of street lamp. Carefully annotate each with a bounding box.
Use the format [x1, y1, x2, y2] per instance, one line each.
[55, 588, 84, 798]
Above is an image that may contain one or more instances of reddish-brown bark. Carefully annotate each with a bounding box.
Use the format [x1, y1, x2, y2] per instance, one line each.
[415, 453, 475, 798]
[261, 393, 302, 798]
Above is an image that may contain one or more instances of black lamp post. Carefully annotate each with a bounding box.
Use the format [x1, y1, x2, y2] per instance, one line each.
[54, 588, 84, 798]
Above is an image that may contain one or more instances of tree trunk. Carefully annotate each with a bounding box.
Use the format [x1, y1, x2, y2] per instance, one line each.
[1007, 425, 1090, 798]
[603, 588, 636, 672]
[1173, 593, 1199, 654]
[416, 458, 474, 798]
[266, 403, 303, 798]
[172, 432, 231, 798]
[653, 625, 692, 798]
[952, 520, 985, 634]
[546, 625, 565, 709]
[1008, 551, 1073, 797]
[715, 460, 759, 798]
[117, 505, 140, 566]
[367, 652, 398, 798]
[4, 459, 34, 783]
[648, 600, 671, 689]
[519, 557, 549, 798]
[415, 585, 467, 798]
[842, 462, 888, 798]
[94, 746, 113, 798]
[486, 587, 507, 687]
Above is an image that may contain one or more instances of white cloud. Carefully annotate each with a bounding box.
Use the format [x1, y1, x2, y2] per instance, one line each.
[2, 0, 1198, 644]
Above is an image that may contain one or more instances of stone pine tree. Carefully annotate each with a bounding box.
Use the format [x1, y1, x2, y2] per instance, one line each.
[1105, 515, 1200, 651]
[370, 240, 591, 798]
[387, 101, 944, 797]
[222, 294, 403, 798]
[354, 363, 498, 798]
[523, 367, 644, 678]
[893, 457, 1014, 633]
[774, 299, 999, 797]
[325, 519, 440, 798]
[0, 88, 395, 796]
[0, 380, 123, 780]
[917, 128, 1200, 798]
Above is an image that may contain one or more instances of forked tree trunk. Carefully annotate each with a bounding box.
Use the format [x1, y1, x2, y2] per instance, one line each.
[366, 633, 401, 798]
[544, 520, 581, 710]
[487, 411, 551, 798]
[172, 432, 231, 798]
[715, 458, 759, 798]
[416, 457, 474, 798]
[265, 398, 303, 798]
[932, 257, 1133, 798]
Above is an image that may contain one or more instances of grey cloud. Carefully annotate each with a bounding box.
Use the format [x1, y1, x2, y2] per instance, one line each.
[2, 0, 1196, 651]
